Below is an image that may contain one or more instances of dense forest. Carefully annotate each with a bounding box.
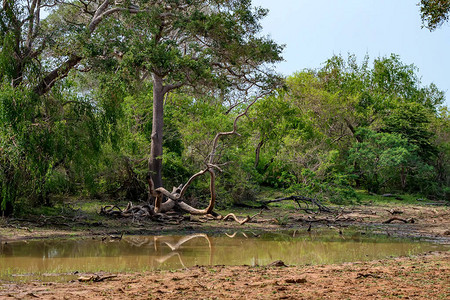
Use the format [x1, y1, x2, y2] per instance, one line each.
[1, 0, 449, 217]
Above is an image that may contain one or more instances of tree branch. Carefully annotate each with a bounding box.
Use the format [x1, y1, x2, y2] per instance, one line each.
[163, 82, 184, 94]
[33, 54, 82, 95]
[208, 91, 271, 164]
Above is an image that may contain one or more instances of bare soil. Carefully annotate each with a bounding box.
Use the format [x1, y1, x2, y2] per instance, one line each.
[0, 203, 449, 299]
[1, 251, 448, 299]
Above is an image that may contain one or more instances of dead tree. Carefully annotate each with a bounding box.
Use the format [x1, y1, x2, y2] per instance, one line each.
[101, 95, 265, 222]
[259, 195, 332, 213]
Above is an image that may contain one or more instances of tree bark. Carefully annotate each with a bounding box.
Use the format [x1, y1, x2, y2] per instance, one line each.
[254, 138, 265, 169]
[149, 73, 165, 189]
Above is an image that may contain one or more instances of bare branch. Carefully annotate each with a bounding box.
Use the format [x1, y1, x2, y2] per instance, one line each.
[208, 91, 272, 164]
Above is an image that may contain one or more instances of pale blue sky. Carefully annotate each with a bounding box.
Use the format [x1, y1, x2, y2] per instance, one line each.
[252, 0, 450, 107]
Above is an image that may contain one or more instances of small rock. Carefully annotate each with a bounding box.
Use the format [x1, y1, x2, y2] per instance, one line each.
[285, 277, 307, 284]
[26, 293, 39, 298]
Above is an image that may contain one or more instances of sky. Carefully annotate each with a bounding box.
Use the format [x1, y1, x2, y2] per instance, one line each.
[251, 0, 450, 107]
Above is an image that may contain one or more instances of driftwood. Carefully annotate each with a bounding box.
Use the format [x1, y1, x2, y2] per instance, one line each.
[100, 96, 333, 225]
[221, 210, 263, 225]
[259, 195, 332, 213]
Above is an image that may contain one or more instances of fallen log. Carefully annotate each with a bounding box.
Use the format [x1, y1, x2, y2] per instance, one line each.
[383, 217, 415, 224]
[259, 196, 332, 213]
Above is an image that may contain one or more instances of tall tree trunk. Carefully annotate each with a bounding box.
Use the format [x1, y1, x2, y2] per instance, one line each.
[149, 74, 165, 189]
[254, 138, 265, 169]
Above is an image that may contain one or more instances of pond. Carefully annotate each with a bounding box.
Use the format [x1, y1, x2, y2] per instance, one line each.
[1, 230, 448, 282]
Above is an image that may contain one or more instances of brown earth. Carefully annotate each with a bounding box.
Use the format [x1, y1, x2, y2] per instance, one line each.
[1, 251, 448, 299]
[0, 203, 449, 299]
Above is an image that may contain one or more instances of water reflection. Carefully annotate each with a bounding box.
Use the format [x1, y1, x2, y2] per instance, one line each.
[148, 234, 212, 268]
[0, 231, 448, 279]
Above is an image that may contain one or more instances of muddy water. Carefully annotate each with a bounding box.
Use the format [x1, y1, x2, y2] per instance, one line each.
[0, 231, 448, 281]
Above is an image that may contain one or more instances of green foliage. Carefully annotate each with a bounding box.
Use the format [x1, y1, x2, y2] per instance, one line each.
[420, 0, 450, 31]
[383, 102, 436, 160]
[355, 190, 426, 205]
[430, 107, 450, 195]
[348, 128, 415, 193]
[0, 83, 39, 213]
[0, 78, 109, 215]
[285, 169, 357, 205]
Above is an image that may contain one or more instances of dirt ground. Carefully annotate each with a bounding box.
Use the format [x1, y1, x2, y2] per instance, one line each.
[0, 203, 449, 299]
[1, 251, 448, 299]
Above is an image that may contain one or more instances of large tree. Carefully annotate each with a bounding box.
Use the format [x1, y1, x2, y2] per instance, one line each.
[1, 1, 282, 214]
[0, 0, 149, 94]
[0, 0, 157, 214]
[103, 0, 284, 189]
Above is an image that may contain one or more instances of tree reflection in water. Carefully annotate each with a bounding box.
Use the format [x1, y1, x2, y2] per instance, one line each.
[122, 233, 213, 268]
[2, 231, 445, 278]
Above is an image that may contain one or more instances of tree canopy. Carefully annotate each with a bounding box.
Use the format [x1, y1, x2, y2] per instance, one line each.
[420, 0, 450, 30]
